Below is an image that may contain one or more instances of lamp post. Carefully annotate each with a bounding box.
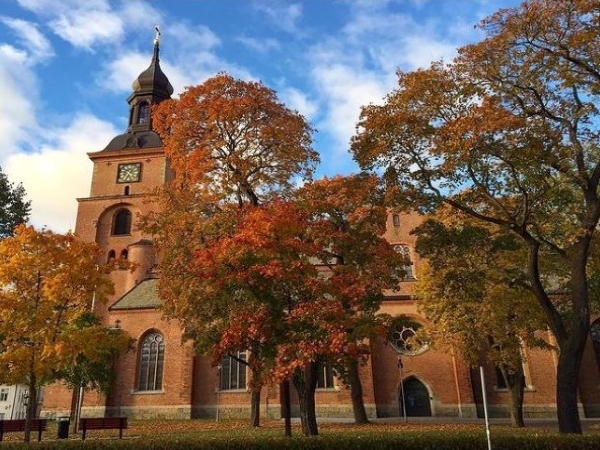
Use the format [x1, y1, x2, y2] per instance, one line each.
[398, 356, 407, 423]
[215, 365, 222, 422]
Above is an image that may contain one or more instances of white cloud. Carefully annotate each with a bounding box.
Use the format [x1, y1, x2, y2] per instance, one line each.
[100, 22, 253, 99]
[0, 17, 53, 63]
[311, 62, 387, 156]
[280, 87, 318, 121]
[0, 62, 36, 163]
[237, 36, 280, 54]
[16, 0, 163, 51]
[254, 3, 303, 34]
[99, 51, 151, 93]
[4, 114, 118, 233]
[301, 2, 478, 174]
[0, 20, 40, 163]
[16, 0, 122, 49]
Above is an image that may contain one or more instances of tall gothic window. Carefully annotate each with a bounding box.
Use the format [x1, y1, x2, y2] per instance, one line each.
[137, 332, 165, 391]
[394, 245, 414, 278]
[112, 209, 132, 235]
[220, 352, 247, 390]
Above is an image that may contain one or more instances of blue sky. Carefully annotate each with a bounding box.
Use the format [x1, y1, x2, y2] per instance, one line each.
[0, 0, 520, 232]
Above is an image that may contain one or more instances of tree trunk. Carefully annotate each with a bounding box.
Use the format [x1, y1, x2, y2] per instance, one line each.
[293, 363, 319, 436]
[250, 387, 261, 427]
[525, 237, 590, 433]
[70, 386, 78, 434]
[554, 245, 591, 434]
[348, 359, 370, 424]
[280, 380, 292, 437]
[503, 364, 525, 428]
[556, 333, 587, 434]
[24, 374, 37, 443]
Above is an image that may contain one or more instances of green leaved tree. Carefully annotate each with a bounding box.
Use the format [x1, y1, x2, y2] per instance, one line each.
[0, 166, 30, 239]
[414, 207, 549, 427]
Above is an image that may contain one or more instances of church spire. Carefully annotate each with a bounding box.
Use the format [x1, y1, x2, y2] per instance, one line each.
[126, 27, 174, 133]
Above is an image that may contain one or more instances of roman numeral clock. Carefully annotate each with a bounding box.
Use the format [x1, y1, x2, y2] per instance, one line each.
[117, 163, 142, 183]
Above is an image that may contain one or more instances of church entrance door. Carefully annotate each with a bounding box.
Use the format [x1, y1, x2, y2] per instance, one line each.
[399, 377, 432, 417]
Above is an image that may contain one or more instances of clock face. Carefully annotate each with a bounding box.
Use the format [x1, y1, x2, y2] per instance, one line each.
[117, 163, 142, 183]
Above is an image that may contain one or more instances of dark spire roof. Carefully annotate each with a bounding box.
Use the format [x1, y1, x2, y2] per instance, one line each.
[128, 38, 174, 103]
[102, 30, 173, 151]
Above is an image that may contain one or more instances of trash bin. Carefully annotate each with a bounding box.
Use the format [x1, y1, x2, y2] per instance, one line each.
[57, 416, 70, 439]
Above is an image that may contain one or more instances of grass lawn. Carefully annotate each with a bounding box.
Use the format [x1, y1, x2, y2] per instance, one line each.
[1, 418, 600, 449]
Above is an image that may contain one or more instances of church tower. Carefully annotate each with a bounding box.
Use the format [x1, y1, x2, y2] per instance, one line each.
[74, 34, 174, 305]
[65, 34, 197, 419]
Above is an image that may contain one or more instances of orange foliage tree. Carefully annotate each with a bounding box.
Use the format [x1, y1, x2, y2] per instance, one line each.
[0, 226, 130, 442]
[150, 73, 319, 429]
[150, 74, 404, 435]
[291, 174, 405, 427]
[351, 0, 600, 434]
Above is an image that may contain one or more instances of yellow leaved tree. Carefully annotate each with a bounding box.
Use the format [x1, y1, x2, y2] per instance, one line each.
[0, 225, 130, 442]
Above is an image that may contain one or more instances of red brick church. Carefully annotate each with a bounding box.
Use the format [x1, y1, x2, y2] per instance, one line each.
[40, 40, 600, 421]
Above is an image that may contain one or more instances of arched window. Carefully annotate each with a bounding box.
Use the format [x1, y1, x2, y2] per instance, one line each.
[394, 245, 414, 278]
[137, 102, 150, 124]
[112, 209, 132, 235]
[124, 186, 130, 196]
[392, 214, 400, 227]
[120, 249, 128, 260]
[107, 250, 116, 262]
[219, 352, 247, 390]
[137, 332, 165, 391]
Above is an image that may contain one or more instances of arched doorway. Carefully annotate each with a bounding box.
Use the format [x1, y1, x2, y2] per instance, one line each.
[399, 377, 432, 417]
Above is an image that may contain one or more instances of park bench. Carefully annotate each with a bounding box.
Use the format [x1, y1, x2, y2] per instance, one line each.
[79, 417, 127, 440]
[0, 418, 47, 442]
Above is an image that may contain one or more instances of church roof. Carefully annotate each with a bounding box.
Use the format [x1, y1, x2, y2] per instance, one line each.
[102, 130, 164, 151]
[109, 278, 162, 310]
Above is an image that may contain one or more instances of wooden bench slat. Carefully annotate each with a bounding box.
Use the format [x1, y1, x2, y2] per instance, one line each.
[79, 417, 127, 440]
[0, 419, 47, 442]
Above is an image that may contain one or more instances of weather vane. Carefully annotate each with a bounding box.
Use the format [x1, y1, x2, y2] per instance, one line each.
[154, 26, 161, 45]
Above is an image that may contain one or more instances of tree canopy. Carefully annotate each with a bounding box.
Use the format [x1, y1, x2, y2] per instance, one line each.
[150, 73, 320, 431]
[351, 0, 600, 433]
[153, 73, 319, 207]
[414, 206, 549, 427]
[0, 166, 31, 239]
[149, 74, 404, 435]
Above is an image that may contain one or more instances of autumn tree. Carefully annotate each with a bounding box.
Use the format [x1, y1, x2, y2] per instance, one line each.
[414, 207, 549, 427]
[293, 174, 405, 426]
[0, 166, 31, 238]
[162, 176, 403, 436]
[0, 226, 130, 442]
[152, 72, 318, 208]
[149, 73, 319, 428]
[352, 0, 600, 433]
